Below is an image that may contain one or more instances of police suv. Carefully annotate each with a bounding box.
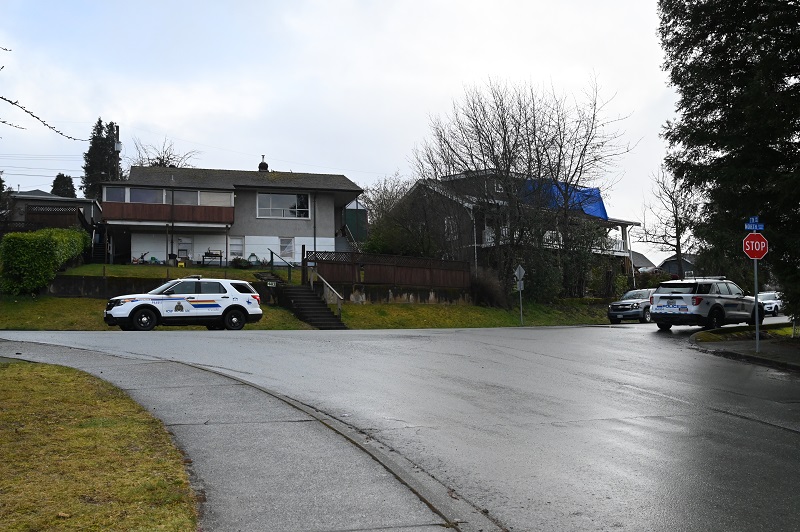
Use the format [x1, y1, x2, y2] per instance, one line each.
[650, 277, 763, 331]
[104, 275, 263, 331]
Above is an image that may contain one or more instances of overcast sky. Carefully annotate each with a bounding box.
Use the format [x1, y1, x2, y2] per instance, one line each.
[1, 0, 678, 263]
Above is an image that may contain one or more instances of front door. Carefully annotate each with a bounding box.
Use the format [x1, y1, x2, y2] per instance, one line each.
[163, 279, 199, 319]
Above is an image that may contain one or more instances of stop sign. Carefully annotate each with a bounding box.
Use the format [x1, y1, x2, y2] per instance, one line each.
[743, 232, 768, 260]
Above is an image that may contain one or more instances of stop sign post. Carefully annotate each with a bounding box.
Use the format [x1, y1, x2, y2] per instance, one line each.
[743, 232, 768, 260]
[743, 226, 768, 353]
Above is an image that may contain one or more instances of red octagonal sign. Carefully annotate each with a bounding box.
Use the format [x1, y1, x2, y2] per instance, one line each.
[743, 232, 768, 260]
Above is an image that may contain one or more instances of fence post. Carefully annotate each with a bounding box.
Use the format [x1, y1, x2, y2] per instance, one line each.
[301, 245, 307, 285]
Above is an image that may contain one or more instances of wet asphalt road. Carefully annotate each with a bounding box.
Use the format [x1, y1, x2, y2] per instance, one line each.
[2, 323, 799, 531]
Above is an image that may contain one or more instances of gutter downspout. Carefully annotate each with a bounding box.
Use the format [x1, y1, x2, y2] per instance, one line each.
[313, 193, 317, 257]
[622, 225, 635, 288]
[467, 205, 478, 277]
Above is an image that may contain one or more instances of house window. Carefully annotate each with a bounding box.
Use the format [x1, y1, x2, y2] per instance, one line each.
[444, 216, 458, 240]
[105, 186, 125, 202]
[166, 190, 199, 205]
[229, 237, 243, 257]
[130, 188, 163, 204]
[257, 193, 310, 218]
[199, 191, 232, 207]
[280, 237, 294, 259]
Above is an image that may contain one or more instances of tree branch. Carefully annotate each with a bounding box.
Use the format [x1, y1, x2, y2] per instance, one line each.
[0, 96, 87, 141]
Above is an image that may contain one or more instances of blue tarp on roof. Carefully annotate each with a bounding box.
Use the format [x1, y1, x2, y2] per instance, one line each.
[523, 181, 609, 221]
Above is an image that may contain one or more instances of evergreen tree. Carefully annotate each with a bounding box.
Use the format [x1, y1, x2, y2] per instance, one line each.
[81, 117, 121, 200]
[0, 171, 11, 219]
[51, 173, 77, 198]
[658, 0, 800, 315]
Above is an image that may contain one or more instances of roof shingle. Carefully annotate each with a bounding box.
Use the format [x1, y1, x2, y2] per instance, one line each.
[124, 166, 362, 194]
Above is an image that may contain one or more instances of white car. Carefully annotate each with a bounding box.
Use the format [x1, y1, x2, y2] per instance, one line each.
[650, 277, 763, 331]
[104, 275, 263, 331]
[758, 291, 783, 316]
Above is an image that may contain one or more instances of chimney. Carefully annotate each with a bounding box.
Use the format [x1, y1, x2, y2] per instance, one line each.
[258, 155, 269, 172]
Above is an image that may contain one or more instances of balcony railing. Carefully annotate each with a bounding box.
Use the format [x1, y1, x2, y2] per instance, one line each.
[483, 227, 627, 255]
[102, 202, 235, 224]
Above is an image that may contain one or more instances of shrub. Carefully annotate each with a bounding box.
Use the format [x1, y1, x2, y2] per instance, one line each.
[471, 267, 510, 308]
[230, 256, 251, 269]
[0, 228, 90, 295]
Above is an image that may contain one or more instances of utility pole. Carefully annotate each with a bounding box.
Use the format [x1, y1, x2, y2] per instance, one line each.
[114, 125, 121, 181]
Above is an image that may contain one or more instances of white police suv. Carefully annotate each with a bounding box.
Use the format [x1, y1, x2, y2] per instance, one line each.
[650, 277, 763, 331]
[104, 275, 263, 331]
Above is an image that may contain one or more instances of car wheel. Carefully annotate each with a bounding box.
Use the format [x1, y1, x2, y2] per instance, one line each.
[609, 318, 622, 324]
[656, 323, 672, 331]
[132, 308, 157, 331]
[749, 307, 764, 326]
[639, 307, 652, 323]
[773, 309, 779, 317]
[706, 309, 724, 330]
[223, 308, 246, 330]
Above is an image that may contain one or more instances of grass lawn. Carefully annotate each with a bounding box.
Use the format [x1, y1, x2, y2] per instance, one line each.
[62, 263, 300, 284]
[693, 321, 799, 343]
[1, 262, 613, 330]
[0, 294, 610, 331]
[0, 361, 197, 531]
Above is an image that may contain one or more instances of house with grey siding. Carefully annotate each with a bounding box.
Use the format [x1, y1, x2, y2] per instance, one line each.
[100, 159, 362, 265]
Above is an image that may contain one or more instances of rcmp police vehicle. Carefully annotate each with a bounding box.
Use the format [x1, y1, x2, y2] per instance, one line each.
[104, 275, 263, 331]
[650, 277, 763, 331]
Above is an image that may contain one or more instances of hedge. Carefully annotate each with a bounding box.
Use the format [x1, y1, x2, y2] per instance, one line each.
[0, 228, 91, 295]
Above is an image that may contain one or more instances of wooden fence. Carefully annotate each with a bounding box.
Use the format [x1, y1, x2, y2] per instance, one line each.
[304, 251, 471, 289]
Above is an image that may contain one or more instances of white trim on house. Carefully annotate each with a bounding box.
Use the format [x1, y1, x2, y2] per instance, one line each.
[106, 220, 229, 228]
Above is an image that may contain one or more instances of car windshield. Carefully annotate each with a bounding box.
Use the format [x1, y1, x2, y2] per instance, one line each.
[621, 290, 651, 300]
[148, 280, 182, 294]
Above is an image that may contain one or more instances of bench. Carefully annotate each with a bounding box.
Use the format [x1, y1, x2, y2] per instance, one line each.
[203, 249, 223, 266]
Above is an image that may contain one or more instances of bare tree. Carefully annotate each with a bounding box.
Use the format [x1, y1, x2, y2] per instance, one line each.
[638, 167, 700, 279]
[412, 78, 630, 294]
[126, 136, 200, 170]
[1, 47, 85, 140]
[360, 172, 414, 226]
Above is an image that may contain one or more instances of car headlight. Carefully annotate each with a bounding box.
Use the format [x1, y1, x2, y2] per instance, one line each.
[631, 303, 640, 309]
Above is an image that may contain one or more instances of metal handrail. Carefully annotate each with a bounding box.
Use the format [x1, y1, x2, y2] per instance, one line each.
[266, 249, 293, 281]
[309, 267, 344, 318]
[342, 224, 363, 253]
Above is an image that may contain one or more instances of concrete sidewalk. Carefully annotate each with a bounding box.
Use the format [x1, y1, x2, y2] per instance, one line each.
[0, 340, 498, 532]
[691, 334, 800, 372]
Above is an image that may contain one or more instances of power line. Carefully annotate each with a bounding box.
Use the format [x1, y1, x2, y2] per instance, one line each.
[0, 165, 83, 172]
[0, 172, 83, 179]
[0, 154, 82, 159]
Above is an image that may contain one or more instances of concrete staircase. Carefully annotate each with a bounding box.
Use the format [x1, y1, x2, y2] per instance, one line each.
[278, 284, 347, 330]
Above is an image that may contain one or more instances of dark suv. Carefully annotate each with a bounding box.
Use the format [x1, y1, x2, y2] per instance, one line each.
[650, 277, 763, 331]
[608, 288, 656, 324]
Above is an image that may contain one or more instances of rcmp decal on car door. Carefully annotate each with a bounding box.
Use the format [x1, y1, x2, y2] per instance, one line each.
[163, 298, 191, 314]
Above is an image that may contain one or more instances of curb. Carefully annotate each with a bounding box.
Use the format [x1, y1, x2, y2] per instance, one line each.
[176, 361, 503, 532]
[689, 333, 800, 373]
